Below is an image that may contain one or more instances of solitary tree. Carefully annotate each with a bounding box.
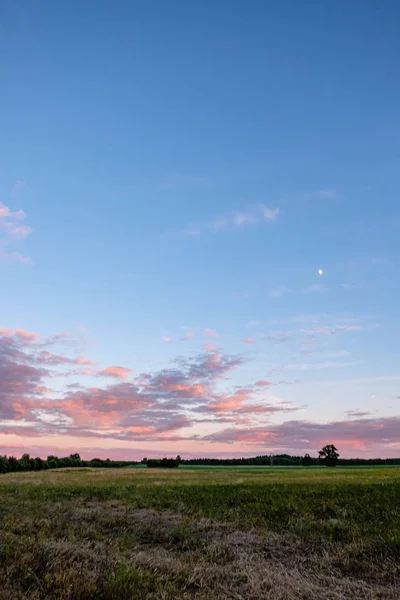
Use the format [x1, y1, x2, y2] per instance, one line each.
[319, 444, 340, 467]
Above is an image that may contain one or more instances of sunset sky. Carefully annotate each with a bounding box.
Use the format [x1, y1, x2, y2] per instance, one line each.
[1, 1, 399, 460]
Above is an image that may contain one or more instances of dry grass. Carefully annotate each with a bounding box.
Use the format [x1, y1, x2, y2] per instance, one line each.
[1, 465, 399, 487]
[0, 467, 399, 598]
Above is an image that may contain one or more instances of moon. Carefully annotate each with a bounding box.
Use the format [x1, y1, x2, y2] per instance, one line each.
[318, 269, 323, 276]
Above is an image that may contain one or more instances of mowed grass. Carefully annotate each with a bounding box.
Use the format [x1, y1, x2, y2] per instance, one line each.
[0, 467, 399, 599]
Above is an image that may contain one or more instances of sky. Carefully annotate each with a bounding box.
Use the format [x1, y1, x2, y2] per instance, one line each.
[0, 0, 399, 460]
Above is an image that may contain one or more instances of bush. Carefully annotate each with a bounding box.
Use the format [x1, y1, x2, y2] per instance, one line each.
[146, 458, 179, 468]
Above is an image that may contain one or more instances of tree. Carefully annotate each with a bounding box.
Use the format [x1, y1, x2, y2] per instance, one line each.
[302, 453, 313, 466]
[8, 456, 19, 472]
[0, 456, 9, 474]
[69, 453, 81, 461]
[319, 444, 340, 467]
[176, 455, 182, 464]
[47, 456, 58, 469]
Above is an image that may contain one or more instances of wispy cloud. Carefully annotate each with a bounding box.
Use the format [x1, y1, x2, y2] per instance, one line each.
[184, 203, 280, 236]
[269, 285, 294, 299]
[241, 338, 254, 344]
[302, 283, 329, 294]
[247, 320, 259, 327]
[340, 282, 372, 290]
[204, 328, 220, 338]
[371, 257, 393, 266]
[304, 189, 337, 199]
[346, 410, 373, 418]
[0, 246, 31, 264]
[180, 325, 196, 341]
[282, 360, 358, 371]
[264, 331, 292, 343]
[269, 283, 329, 298]
[0, 200, 33, 263]
[38, 351, 94, 367]
[11, 181, 27, 197]
[261, 206, 281, 221]
[2, 221, 33, 239]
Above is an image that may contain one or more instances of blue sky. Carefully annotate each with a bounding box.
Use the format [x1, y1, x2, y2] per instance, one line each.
[0, 0, 399, 459]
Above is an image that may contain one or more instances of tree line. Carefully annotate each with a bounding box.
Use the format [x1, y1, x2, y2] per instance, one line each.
[0, 453, 139, 473]
[1, 448, 399, 474]
[181, 452, 400, 467]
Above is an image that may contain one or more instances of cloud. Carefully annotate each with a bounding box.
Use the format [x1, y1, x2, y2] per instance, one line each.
[302, 323, 361, 335]
[371, 257, 392, 266]
[269, 285, 294, 298]
[305, 189, 337, 200]
[11, 181, 27, 197]
[203, 416, 400, 454]
[346, 410, 373, 418]
[264, 331, 292, 343]
[180, 325, 196, 341]
[185, 204, 280, 236]
[38, 351, 94, 366]
[0, 246, 31, 264]
[1, 325, 395, 456]
[2, 221, 33, 239]
[247, 320, 259, 327]
[302, 283, 329, 294]
[0, 327, 39, 341]
[0, 201, 33, 263]
[269, 284, 329, 298]
[283, 360, 357, 371]
[99, 366, 133, 380]
[0, 203, 26, 220]
[240, 338, 254, 344]
[162, 337, 172, 343]
[340, 282, 372, 290]
[203, 343, 217, 352]
[204, 328, 220, 338]
[261, 205, 281, 221]
[230, 212, 258, 226]
[0, 334, 49, 420]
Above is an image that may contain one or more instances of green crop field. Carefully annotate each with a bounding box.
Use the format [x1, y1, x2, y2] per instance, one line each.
[0, 466, 399, 599]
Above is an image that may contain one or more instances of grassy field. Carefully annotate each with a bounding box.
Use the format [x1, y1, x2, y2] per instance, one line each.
[0, 466, 399, 599]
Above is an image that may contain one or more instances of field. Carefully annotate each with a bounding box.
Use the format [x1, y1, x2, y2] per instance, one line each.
[0, 466, 399, 599]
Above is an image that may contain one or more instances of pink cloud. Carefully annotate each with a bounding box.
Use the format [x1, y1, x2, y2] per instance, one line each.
[0, 248, 31, 264]
[1, 324, 399, 458]
[38, 350, 94, 366]
[203, 417, 400, 455]
[0, 327, 39, 341]
[0, 203, 26, 220]
[241, 338, 254, 344]
[2, 222, 33, 239]
[180, 325, 196, 341]
[203, 343, 217, 352]
[99, 366, 132, 380]
[209, 388, 252, 412]
[15, 329, 39, 341]
[204, 328, 220, 338]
